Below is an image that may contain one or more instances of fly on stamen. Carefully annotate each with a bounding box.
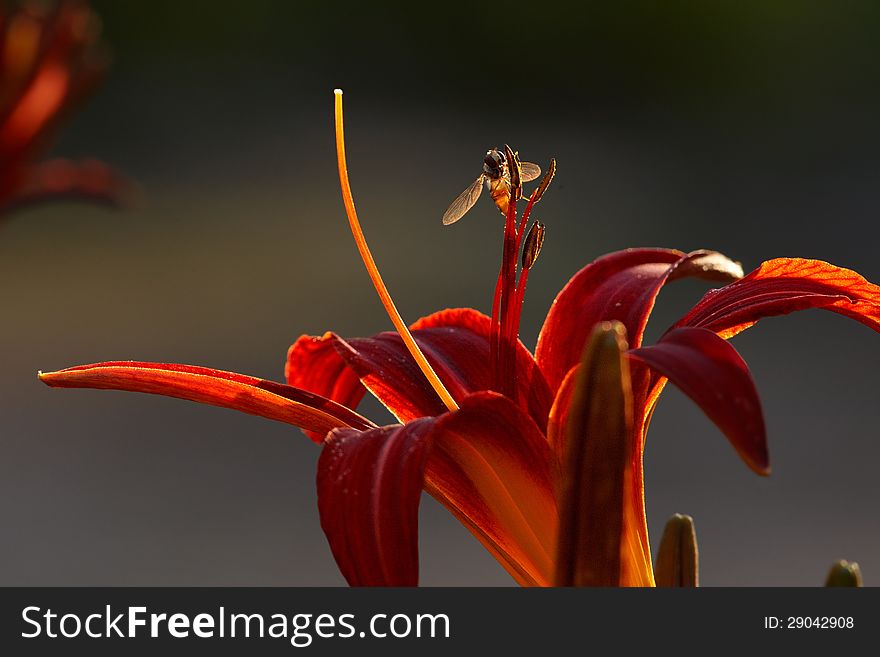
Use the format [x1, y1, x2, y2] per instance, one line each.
[522, 221, 546, 270]
[531, 158, 556, 205]
[442, 148, 540, 225]
[504, 143, 523, 203]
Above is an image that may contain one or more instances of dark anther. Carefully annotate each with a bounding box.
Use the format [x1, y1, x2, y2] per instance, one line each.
[522, 221, 545, 270]
[532, 158, 556, 205]
[504, 144, 523, 202]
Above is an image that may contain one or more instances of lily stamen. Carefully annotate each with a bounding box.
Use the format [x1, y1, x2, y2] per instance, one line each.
[510, 221, 546, 357]
[517, 160, 555, 242]
[522, 220, 546, 271]
[491, 154, 555, 396]
[496, 189, 520, 397]
[333, 89, 459, 412]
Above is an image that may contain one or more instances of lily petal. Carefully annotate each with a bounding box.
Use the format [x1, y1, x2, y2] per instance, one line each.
[332, 308, 553, 430]
[536, 248, 743, 393]
[426, 392, 558, 586]
[286, 332, 366, 441]
[316, 392, 558, 587]
[39, 361, 375, 438]
[318, 420, 435, 586]
[674, 258, 880, 339]
[630, 327, 768, 474]
[546, 365, 577, 463]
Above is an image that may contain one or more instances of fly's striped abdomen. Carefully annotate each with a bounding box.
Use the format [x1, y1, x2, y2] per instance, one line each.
[488, 176, 511, 216]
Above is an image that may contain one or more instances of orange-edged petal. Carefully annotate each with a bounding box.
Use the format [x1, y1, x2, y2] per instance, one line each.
[286, 332, 366, 442]
[629, 327, 768, 474]
[425, 392, 558, 586]
[546, 365, 577, 463]
[318, 420, 434, 586]
[39, 361, 375, 439]
[316, 392, 557, 587]
[536, 249, 743, 394]
[674, 258, 880, 339]
[555, 321, 653, 587]
[333, 308, 553, 431]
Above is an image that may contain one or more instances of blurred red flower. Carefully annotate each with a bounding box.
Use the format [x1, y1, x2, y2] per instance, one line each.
[0, 0, 128, 214]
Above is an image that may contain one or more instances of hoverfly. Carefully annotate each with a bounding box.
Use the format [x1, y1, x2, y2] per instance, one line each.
[442, 147, 541, 225]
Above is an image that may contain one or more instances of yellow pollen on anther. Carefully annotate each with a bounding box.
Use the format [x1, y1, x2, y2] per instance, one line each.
[333, 90, 459, 412]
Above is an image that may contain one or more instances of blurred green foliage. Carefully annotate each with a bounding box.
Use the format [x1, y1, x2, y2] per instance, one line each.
[90, 0, 880, 111]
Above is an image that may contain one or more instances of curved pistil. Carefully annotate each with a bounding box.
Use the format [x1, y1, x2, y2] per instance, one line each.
[333, 89, 459, 412]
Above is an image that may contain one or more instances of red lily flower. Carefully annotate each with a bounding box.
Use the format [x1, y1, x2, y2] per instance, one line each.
[0, 0, 128, 214]
[39, 91, 880, 586]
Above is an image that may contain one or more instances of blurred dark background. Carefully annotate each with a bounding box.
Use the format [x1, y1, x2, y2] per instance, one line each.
[1, 0, 878, 585]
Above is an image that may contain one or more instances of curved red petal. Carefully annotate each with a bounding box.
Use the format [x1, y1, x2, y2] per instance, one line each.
[546, 365, 577, 464]
[39, 361, 375, 439]
[630, 328, 769, 474]
[426, 392, 558, 586]
[675, 258, 880, 339]
[318, 420, 435, 586]
[286, 332, 366, 442]
[316, 392, 558, 587]
[536, 249, 743, 394]
[334, 308, 552, 431]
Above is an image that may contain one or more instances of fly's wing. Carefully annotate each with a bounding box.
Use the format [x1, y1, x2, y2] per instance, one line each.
[520, 162, 541, 183]
[442, 175, 484, 225]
